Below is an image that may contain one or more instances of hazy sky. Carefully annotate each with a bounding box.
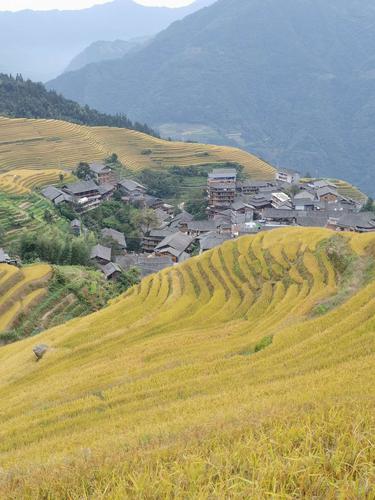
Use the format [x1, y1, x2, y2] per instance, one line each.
[0, 0, 194, 10]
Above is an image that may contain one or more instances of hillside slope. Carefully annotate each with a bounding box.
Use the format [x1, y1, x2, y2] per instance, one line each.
[0, 116, 275, 179]
[49, 0, 375, 195]
[0, 263, 51, 337]
[0, 0, 215, 81]
[0, 228, 374, 497]
[0, 74, 157, 136]
[0, 265, 126, 344]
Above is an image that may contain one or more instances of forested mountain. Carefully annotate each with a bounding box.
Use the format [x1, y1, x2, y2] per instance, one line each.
[0, 74, 158, 136]
[49, 0, 375, 195]
[0, 0, 215, 81]
[65, 38, 149, 73]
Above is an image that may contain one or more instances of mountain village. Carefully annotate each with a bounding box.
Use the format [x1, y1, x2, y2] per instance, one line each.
[1, 161, 370, 280]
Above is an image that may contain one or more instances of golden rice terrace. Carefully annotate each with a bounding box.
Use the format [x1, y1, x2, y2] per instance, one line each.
[0, 228, 374, 498]
[0, 116, 275, 178]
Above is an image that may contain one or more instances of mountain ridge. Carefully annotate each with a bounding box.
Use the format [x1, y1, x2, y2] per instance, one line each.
[64, 37, 150, 73]
[0, 0, 215, 81]
[48, 0, 375, 195]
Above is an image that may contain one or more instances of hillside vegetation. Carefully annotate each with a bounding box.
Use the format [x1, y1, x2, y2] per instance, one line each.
[48, 0, 375, 195]
[0, 74, 158, 136]
[0, 116, 275, 180]
[0, 228, 374, 497]
[0, 263, 51, 337]
[0, 265, 127, 345]
[0, 192, 69, 247]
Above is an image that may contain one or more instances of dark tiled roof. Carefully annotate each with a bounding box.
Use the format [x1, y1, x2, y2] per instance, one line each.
[149, 228, 175, 239]
[144, 195, 162, 208]
[294, 190, 315, 200]
[119, 179, 146, 192]
[317, 186, 338, 197]
[296, 215, 330, 227]
[231, 201, 253, 211]
[54, 192, 72, 205]
[90, 244, 111, 262]
[336, 212, 375, 230]
[199, 231, 231, 251]
[65, 180, 99, 195]
[311, 180, 336, 189]
[41, 186, 64, 201]
[116, 254, 173, 277]
[89, 163, 109, 174]
[99, 262, 122, 278]
[155, 232, 193, 254]
[98, 183, 115, 196]
[169, 211, 194, 228]
[101, 228, 127, 248]
[293, 198, 316, 206]
[208, 169, 237, 179]
[154, 208, 172, 223]
[263, 208, 299, 219]
[187, 220, 218, 232]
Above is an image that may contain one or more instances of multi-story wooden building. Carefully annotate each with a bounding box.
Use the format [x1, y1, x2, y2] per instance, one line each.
[208, 169, 237, 210]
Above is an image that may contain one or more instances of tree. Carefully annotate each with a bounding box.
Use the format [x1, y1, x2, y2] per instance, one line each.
[138, 168, 181, 198]
[289, 185, 300, 197]
[75, 162, 91, 180]
[43, 209, 53, 224]
[116, 267, 140, 294]
[185, 191, 208, 220]
[0, 224, 5, 245]
[59, 173, 65, 184]
[105, 153, 118, 164]
[362, 197, 375, 212]
[0, 74, 160, 137]
[134, 209, 159, 235]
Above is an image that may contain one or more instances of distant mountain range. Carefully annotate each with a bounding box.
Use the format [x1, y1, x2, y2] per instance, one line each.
[0, 0, 214, 81]
[65, 38, 150, 73]
[48, 0, 375, 195]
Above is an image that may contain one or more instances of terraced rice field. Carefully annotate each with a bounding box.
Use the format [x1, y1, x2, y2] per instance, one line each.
[332, 178, 368, 203]
[301, 178, 367, 203]
[0, 116, 275, 180]
[0, 228, 374, 498]
[0, 169, 73, 195]
[0, 192, 69, 245]
[0, 266, 122, 342]
[0, 263, 51, 334]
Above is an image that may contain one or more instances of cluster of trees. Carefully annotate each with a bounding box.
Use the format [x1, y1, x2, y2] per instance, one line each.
[362, 197, 375, 212]
[138, 168, 182, 198]
[17, 229, 94, 265]
[184, 192, 208, 220]
[81, 200, 158, 251]
[168, 165, 208, 177]
[0, 74, 159, 137]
